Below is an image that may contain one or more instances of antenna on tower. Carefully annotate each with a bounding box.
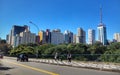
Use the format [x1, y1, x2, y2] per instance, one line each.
[100, 5, 102, 23]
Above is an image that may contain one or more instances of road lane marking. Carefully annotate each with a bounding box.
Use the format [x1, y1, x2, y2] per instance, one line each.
[5, 60, 59, 75]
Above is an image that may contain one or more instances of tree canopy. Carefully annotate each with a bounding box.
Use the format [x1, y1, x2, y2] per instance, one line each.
[9, 42, 120, 63]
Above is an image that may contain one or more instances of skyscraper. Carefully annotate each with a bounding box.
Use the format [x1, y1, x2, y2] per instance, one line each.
[73, 34, 76, 43]
[7, 25, 36, 47]
[76, 28, 86, 44]
[46, 29, 51, 43]
[97, 7, 107, 45]
[113, 33, 120, 42]
[64, 30, 73, 43]
[7, 25, 28, 46]
[19, 30, 36, 45]
[39, 30, 46, 44]
[51, 29, 64, 45]
[88, 29, 95, 44]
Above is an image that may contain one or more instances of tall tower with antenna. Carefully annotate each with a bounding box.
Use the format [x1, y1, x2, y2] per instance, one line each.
[97, 6, 107, 45]
[100, 6, 102, 23]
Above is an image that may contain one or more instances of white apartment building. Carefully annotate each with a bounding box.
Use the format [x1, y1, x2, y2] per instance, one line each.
[88, 29, 95, 44]
[114, 33, 120, 42]
[14, 34, 21, 47]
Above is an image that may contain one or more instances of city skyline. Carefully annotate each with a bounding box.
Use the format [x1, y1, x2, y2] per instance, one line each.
[7, 25, 74, 47]
[0, 0, 120, 42]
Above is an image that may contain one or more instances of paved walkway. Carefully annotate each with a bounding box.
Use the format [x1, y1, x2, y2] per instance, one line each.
[29, 58, 120, 72]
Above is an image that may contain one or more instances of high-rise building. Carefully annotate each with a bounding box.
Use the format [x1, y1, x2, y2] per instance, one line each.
[14, 34, 21, 47]
[113, 33, 120, 42]
[97, 7, 107, 45]
[64, 30, 73, 43]
[7, 25, 36, 47]
[19, 30, 36, 45]
[51, 29, 64, 45]
[52, 29, 61, 32]
[39, 30, 46, 44]
[35, 36, 40, 43]
[76, 28, 86, 44]
[88, 29, 95, 44]
[7, 30, 12, 45]
[7, 25, 28, 46]
[73, 34, 76, 43]
[6, 34, 9, 44]
[46, 29, 51, 43]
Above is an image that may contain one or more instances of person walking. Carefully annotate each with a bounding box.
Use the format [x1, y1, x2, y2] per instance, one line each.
[54, 52, 58, 61]
[67, 53, 72, 62]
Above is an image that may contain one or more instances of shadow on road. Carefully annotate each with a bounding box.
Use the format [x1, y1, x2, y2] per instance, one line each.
[5, 74, 11, 75]
[0, 64, 14, 75]
[0, 63, 15, 71]
[0, 66, 14, 71]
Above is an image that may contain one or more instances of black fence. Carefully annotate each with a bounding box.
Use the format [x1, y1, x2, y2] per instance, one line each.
[9, 53, 120, 63]
[34, 54, 120, 63]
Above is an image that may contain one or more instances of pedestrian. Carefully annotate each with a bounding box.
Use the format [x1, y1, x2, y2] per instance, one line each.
[59, 54, 64, 61]
[67, 53, 72, 62]
[54, 52, 58, 61]
[17, 54, 20, 61]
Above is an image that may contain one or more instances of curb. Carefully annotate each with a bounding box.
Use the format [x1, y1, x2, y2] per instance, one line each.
[29, 59, 120, 73]
[4, 57, 120, 73]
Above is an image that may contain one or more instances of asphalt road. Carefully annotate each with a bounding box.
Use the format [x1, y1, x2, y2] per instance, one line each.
[0, 57, 119, 75]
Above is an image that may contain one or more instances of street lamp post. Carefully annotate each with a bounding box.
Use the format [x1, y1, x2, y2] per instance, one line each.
[29, 21, 40, 33]
[29, 21, 40, 58]
[29, 21, 40, 43]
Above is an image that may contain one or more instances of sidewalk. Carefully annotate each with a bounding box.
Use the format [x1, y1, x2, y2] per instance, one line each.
[29, 58, 120, 72]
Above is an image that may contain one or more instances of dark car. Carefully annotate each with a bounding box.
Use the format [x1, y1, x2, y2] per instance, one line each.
[17, 54, 28, 62]
[0, 54, 3, 59]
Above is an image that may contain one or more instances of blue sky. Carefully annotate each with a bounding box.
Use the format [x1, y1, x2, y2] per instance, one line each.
[0, 0, 120, 42]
